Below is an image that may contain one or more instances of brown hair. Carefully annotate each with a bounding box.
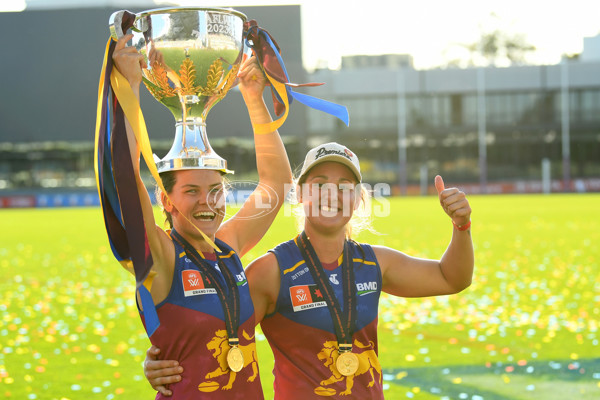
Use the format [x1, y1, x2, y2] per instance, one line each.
[156, 171, 177, 229]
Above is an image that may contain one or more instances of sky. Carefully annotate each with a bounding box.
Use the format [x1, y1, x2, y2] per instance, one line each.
[3, 0, 600, 70]
[297, 0, 600, 70]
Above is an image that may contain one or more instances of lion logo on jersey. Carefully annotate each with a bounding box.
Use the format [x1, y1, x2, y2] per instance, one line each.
[314, 339, 382, 396]
[198, 329, 259, 392]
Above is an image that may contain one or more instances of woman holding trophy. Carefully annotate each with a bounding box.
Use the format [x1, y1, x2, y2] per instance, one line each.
[109, 19, 292, 398]
[144, 142, 475, 399]
[98, 6, 359, 399]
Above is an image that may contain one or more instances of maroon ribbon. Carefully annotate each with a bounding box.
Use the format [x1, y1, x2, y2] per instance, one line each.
[244, 19, 324, 116]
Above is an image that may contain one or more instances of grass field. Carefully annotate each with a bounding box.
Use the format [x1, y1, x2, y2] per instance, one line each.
[1, 194, 599, 399]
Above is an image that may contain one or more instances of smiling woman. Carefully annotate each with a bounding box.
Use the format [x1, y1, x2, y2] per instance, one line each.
[155, 170, 229, 238]
[97, 32, 292, 399]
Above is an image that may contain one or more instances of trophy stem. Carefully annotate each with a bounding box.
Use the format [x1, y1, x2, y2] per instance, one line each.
[155, 118, 230, 173]
[179, 118, 211, 157]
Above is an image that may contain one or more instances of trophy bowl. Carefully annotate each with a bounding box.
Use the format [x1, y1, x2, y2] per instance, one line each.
[110, 7, 247, 173]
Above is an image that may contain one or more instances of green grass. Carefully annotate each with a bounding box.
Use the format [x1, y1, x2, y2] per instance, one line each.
[1, 194, 599, 399]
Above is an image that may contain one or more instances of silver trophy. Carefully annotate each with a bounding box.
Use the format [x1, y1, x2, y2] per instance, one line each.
[110, 7, 247, 173]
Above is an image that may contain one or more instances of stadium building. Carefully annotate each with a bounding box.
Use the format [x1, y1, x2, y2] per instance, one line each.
[307, 42, 600, 194]
[1, 2, 599, 207]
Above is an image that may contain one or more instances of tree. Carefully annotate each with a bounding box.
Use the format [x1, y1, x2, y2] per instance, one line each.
[466, 30, 536, 66]
[443, 13, 537, 68]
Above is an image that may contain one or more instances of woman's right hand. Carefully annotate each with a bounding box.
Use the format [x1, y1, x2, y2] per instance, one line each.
[112, 33, 145, 89]
[143, 345, 183, 397]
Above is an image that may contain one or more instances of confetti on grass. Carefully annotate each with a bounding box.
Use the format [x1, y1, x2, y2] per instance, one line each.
[1, 197, 600, 399]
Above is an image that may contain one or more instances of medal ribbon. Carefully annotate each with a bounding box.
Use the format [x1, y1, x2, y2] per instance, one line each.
[171, 231, 241, 346]
[297, 232, 356, 349]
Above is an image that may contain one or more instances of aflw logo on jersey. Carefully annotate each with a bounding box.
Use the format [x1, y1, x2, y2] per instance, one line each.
[290, 285, 327, 312]
[182, 270, 217, 297]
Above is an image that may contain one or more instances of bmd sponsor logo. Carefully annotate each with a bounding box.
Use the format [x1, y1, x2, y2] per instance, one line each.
[356, 281, 377, 295]
[235, 272, 248, 286]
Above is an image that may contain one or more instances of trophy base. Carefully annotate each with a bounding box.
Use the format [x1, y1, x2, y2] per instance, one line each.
[156, 155, 233, 175]
[155, 119, 233, 175]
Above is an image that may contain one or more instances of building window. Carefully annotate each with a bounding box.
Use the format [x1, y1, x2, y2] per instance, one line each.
[463, 94, 478, 126]
[307, 106, 336, 133]
[338, 96, 397, 132]
[405, 95, 451, 128]
[580, 89, 600, 123]
[485, 92, 543, 126]
[451, 94, 463, 126]
[554, 89, 600, 124]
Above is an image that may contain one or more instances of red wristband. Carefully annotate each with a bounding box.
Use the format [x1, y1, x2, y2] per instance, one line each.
[453, 220, 471, 231]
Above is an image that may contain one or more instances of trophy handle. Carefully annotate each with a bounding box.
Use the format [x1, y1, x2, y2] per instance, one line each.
[109, 10, 137, 40]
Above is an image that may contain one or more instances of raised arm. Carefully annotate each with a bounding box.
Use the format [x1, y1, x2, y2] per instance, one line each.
[217, 56, 293, 256]
[376, 175, 474, 297]
[111, 34, 173, 274]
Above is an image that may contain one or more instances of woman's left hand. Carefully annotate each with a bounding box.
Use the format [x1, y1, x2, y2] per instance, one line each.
[237, 53, 268, 101]
[435, 175, 471, 227]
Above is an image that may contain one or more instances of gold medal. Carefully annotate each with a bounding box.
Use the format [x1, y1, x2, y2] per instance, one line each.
[336, 351, 359, 376]
[227, 345, 244, 372]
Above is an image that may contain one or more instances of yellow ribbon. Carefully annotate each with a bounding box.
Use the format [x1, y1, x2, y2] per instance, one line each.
[94, 39, 158, 288]
[93, 39, 111, 206]
[252, 77, 290, 135]
[108, 48, 219, 253]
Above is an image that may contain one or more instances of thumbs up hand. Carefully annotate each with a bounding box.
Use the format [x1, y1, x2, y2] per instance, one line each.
[435, 175, 471, 229]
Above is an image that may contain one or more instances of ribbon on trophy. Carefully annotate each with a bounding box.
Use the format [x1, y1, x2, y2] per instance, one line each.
[94, 33, 160, 337]
[244, 20, 350, 134]
[95, 13, 216, 337]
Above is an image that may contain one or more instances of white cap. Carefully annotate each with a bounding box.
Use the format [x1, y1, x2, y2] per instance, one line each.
[298, 142, 361, 183]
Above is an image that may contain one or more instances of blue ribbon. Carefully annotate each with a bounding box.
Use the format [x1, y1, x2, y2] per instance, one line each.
[139, 285, 159, 337]
[247, 25, 349, 126]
